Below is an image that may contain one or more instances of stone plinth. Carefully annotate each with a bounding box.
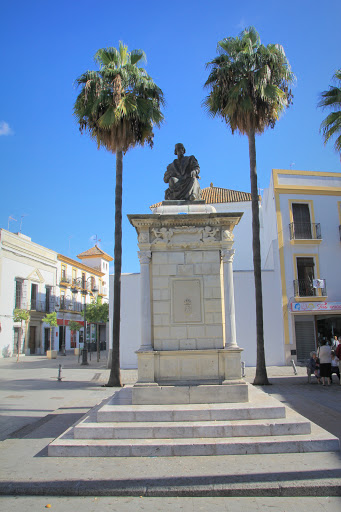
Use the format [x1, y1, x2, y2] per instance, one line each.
[128, 208, 246, 404]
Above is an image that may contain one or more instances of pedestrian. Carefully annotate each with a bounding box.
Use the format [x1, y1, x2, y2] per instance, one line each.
[331, 335, 339, 350]
[307, 351, 321, 384]
[330, 351, 340, 383]
[317, 340, 332, 386]
[335, 342, 341, 386]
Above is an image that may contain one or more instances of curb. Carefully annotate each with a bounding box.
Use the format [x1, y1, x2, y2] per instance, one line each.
[1, 478, 341, 497]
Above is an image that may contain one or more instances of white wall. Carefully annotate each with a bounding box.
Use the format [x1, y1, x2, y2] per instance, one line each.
[109, 273, 140, 368]
[279, 192, 341, 303]
[0, 230, 57, 357]
[112, 266, 285, 369]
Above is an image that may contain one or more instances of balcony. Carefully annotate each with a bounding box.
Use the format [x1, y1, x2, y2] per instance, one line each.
[60, 274, 72, 286]
[71, 279, 81, 292]
[289, 222, 321, 241]
[293, 278, 327, 298]
[30, 299, 56, 313]
[59, 299, 84, 313]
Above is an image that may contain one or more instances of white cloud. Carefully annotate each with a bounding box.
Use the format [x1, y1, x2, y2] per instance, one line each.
[0, 121, 14, 136]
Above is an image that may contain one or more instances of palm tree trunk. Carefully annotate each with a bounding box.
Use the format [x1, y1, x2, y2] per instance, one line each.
[107, 150, 123, 387]
[248, 129, 270, 386]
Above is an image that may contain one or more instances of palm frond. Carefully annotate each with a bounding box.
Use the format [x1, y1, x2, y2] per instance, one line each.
[74, 42, 164, 154]
[204, 26, 295, 135]
[318, 69, 341, 154]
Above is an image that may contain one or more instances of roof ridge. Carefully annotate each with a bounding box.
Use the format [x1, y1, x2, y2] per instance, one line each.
[150, 185, 253, 208]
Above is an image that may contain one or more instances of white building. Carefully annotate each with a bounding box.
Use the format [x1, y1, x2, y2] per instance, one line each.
[0, 230, 112, 358]
[0, 230, 57, 356]
[263, 169, 341, 363]
[112, 171, 341, 368]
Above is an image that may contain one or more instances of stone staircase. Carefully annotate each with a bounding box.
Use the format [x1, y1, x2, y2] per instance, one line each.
[48, 384, 340, 457]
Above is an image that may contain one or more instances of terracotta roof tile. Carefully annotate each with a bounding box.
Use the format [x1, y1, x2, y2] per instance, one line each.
[150, 186, 253, 209]
[77, 245, 113, 262]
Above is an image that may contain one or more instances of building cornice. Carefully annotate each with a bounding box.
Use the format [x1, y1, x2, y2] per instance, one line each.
[57, 254, 104, 276]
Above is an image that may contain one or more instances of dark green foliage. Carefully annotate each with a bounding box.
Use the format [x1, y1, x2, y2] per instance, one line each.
[318, 69, 341, 154]
[204, 28, 295, 385]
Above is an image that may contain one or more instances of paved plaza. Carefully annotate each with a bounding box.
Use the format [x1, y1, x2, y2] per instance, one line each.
[0, 353, 340, 509]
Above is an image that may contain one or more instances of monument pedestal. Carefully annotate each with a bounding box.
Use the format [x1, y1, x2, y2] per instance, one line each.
[132, 347, 247, 404]
[128, 206, 247, 405]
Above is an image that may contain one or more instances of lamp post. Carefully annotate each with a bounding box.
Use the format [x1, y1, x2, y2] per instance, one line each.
[54, 302, 60, 354]
[81, 300, 89, 366]
[60, 294, 72, 356]
[80, 276, 98, 366]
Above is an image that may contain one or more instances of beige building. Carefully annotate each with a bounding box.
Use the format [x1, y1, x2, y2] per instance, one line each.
[56, 246, 112, 352]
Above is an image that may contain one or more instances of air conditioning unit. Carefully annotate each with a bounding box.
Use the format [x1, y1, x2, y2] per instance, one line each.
[313, 279, 325, 289]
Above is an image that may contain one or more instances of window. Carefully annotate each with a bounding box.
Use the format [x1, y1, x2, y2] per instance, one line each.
[60, 291, 66, 309]
[61, 264, 67, 280]
[289, 201, 321, 240]
[292, 204, 312, 239]
[296, 257, 315, 296]
[45, 286, 51, 312]
[72, 268, 77, 286]
[15, 279, 23, 309]
[31, 284, 37, 310]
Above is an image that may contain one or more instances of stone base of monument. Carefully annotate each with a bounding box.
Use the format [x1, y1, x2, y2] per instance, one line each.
[132, 383, 248, 405]
[48, 384, 339, 457]
[132, 347, 248, 404]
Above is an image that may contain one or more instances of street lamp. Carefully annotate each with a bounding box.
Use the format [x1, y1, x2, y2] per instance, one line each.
[80, 276, 99, 366]
[60, 294, 72, 356]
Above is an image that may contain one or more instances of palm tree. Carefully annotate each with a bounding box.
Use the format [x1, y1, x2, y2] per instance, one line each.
[204, 27, 295, 385]
[318, 69, 341, 156]
[74, 43, 164, 387]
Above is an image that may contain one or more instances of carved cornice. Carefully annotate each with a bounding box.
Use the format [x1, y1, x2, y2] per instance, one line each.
[150, 226, 221, 247]
[128, 213, 243, 232]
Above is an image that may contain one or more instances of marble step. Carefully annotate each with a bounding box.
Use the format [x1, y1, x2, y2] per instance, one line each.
[97, 402, 286, 423]
[74, 417, 311, 440]
[48, 430, 339, 457]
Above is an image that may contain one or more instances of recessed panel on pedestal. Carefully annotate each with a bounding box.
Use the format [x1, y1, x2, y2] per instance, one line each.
[172, 279, 202, 323]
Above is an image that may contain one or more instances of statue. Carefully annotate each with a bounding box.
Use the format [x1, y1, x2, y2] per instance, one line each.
[164, 143, 201, 201]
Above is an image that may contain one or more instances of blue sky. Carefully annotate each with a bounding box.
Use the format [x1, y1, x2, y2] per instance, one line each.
[1, 0, 340, 273]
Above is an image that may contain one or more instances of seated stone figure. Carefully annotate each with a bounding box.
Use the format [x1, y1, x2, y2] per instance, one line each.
[164, 143, 201, 201]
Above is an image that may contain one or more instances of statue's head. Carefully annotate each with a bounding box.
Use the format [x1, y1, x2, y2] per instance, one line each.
[174, 143, 186, 156]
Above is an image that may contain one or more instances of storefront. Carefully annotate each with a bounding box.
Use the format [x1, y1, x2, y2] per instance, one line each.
[291, 302, 341, 361]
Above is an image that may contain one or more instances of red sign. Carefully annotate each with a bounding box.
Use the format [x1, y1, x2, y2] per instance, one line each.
[57, 319, 84, 326]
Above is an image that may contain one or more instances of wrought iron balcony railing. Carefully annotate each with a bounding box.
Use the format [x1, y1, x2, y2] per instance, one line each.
[289, 222, 321, 240]
[60, 274, 72, 285]
[30, 299, 56, 313]
[293, 278, 327, 297]
[58, 300, 84, 313]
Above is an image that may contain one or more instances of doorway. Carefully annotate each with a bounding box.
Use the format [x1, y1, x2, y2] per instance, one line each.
[292, 203, 312, 239]
[316, 315, 341, 345]
[59, 325, 66, 351]
[44, 328, 50, 352]
[29, 326, 36, 354]
[294, 316, 316, 361]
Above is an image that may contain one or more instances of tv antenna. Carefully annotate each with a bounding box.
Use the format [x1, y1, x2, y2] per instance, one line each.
[8, 215, 17, 231]
[19, 214, 28, 233]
